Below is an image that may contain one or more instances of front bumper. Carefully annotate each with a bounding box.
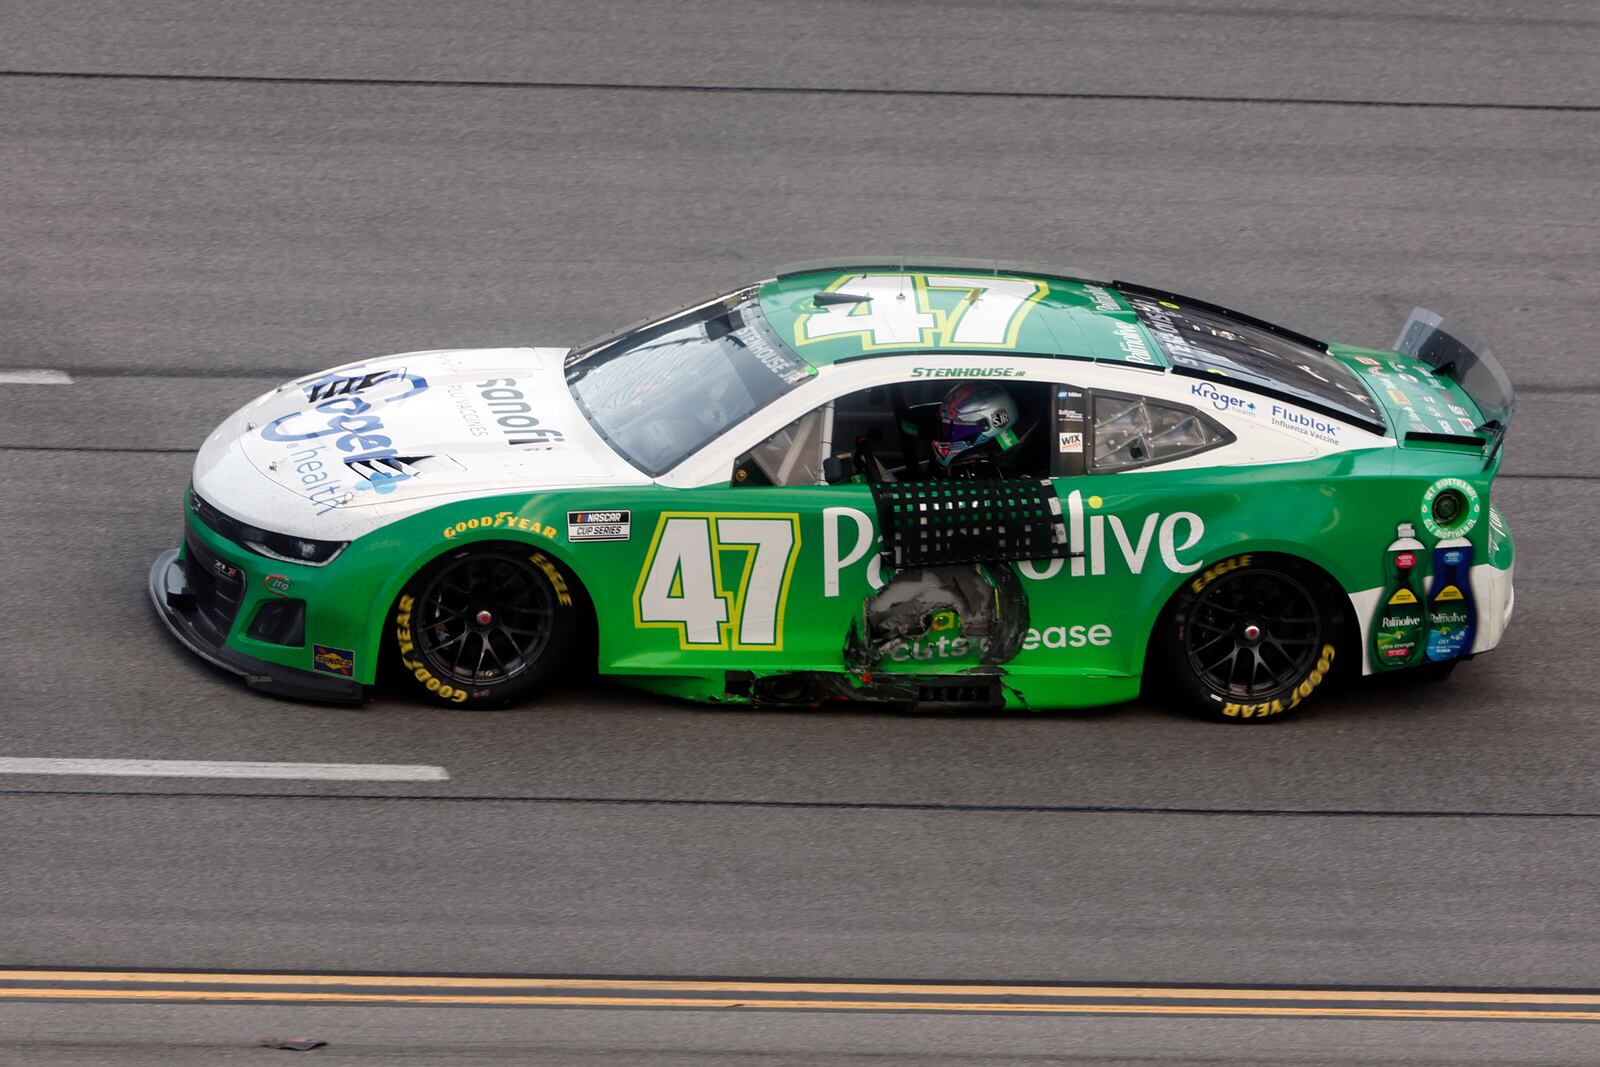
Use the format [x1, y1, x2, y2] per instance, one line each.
[148, 548, 365, 704]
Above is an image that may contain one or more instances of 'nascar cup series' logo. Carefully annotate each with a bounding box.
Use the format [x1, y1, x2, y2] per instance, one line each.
[262, 366, 430, 512]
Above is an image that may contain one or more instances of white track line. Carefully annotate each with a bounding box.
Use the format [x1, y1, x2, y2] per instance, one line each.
[0, 369, 73, 384]
[0, 758, 447, 781]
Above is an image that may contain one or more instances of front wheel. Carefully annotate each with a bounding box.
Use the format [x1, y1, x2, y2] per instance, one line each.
[390, 545, 582, 708]
[1157, 555, 1346, 723]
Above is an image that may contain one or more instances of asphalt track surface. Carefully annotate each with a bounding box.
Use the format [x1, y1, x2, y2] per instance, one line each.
[2, 1, 1599, 1063]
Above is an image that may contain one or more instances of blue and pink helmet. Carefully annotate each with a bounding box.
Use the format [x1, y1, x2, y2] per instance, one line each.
[931, 383, 1021, 467]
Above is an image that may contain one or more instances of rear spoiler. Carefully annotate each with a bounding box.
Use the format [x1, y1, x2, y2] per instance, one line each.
[1393, 308, 1514, 464]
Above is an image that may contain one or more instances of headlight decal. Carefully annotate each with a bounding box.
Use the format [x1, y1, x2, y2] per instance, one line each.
[189, 485, 348, 567]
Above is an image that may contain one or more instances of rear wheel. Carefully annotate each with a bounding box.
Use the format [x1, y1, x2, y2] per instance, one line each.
[390, 545, 581, 709]
[1158, 555, 1345, 723]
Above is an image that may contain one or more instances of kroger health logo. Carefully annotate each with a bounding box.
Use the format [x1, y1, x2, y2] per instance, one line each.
[262, 367, 430, 498]
[1190, 382, 1256, 415]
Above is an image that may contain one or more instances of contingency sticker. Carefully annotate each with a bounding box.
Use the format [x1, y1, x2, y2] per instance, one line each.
[568, 510, 632, 542]
[1053, 387, 1087, 477]
[313, 644, 356, 677]
[1421, 478, 1481, 538]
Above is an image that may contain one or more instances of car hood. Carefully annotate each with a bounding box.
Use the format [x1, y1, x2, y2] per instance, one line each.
[193, 347, 648, 540]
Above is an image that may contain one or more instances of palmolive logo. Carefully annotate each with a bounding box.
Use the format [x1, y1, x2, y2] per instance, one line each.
[821, 491, 1205, 597]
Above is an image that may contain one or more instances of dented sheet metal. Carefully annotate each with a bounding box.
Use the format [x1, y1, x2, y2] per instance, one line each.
[848, 563, 1029, 670]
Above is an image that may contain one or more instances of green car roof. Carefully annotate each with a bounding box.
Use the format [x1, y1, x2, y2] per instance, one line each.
[757, 261, 1171, 369]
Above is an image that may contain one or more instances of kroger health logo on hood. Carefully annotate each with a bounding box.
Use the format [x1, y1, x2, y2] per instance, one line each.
[262, 368, 430, 495]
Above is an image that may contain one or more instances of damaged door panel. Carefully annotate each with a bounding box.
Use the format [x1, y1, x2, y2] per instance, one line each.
[845, 476, 1076, 674]
[847, 563, 1029, 670]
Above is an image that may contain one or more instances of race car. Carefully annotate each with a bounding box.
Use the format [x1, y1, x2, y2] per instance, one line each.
[149, 258, 1516, 721]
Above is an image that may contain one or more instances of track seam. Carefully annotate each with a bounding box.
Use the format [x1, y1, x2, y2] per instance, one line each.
[2, 965, 1595, 996]
[3, 786, 1599, 819]
[2, 68, 1596, 113]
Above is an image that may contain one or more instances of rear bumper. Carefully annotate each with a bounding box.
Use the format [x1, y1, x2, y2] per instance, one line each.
[1470, 561, 1514, 656]
[148, 548, 365, 704]
[1350, 560, 1513, 675]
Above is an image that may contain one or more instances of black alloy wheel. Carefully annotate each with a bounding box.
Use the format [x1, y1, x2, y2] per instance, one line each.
[1187, 569, 1320, 697]
[391, 546, 580, 708]
[1161, 555, 1344, 723]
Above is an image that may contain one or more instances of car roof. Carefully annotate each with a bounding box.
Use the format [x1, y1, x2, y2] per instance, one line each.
[756, 258, 1171, 370]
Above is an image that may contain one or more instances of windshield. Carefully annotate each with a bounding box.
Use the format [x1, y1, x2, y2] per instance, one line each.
[566, 287, 813, 476]
[1120, 290, 1382, 428]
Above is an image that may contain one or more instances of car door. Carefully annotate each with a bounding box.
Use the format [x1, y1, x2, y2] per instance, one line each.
[607, 396, 873, 677]
[623, 370, 1073, 679]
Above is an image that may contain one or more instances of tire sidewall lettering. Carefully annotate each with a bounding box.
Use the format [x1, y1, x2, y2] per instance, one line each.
[1220, 642, 1337, 719]
[393, 595, 470, 703]
[530, 551, 574, 608]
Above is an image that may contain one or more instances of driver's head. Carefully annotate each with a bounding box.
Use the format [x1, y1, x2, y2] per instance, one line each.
[931, 383, 1021, 467]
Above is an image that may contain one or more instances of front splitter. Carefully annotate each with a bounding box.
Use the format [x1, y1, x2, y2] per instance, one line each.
[147, 548, 365, 704]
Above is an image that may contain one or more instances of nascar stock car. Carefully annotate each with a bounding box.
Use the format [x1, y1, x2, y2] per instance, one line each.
[149, 259, 1515, 721]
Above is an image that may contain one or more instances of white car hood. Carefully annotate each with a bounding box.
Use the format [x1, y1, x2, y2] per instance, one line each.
[193, 347, 647, 540]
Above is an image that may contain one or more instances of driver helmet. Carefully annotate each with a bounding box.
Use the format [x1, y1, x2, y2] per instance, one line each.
[931, 383, 1021, 467]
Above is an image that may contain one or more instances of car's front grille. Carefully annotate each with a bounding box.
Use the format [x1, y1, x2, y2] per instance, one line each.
[184, 530, 246, 640]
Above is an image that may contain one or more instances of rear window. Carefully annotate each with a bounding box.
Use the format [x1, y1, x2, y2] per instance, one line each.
[1091, 392, 1231, 472]
[1121, 292, 1381, 427]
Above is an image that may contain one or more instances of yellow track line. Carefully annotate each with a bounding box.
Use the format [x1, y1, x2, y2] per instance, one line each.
[1, 987, 1599, 1019]
[2, 971, 1597, 1007]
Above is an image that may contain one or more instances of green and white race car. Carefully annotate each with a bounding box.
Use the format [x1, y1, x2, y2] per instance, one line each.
[149, 259, 1515, 721]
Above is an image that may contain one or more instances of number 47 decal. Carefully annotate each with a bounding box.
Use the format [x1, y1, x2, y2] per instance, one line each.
[797, 273, 1047, 350]
[634, 514, 801, 650]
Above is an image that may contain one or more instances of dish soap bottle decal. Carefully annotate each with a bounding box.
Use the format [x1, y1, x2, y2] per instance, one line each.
[1372, 523, 1427, 669]
[1425, 537, 1476, 662]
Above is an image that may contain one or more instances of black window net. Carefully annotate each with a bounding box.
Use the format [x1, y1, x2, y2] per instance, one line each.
[870, 478, 1071, 568]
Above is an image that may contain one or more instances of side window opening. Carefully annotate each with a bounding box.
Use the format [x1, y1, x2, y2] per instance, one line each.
[735, 387, 903, 487]
[743, 408, 826, 487]
[1090, 391, 1231, 472]
[734, 380, 1056, 487]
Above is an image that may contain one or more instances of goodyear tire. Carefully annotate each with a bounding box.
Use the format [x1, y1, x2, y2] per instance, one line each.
[1157, 553, 1347, 723]
[389, 544, 581, 709]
